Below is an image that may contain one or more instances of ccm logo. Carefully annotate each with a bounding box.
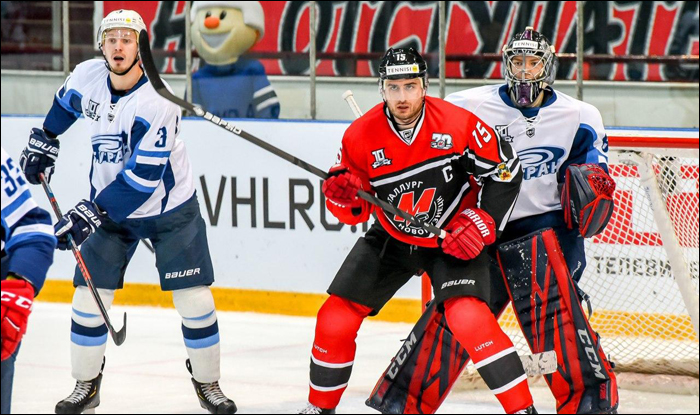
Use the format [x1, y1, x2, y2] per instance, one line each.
[164, 268, 201, 279]
[577, 329, 606, 380]
[388, 332, 418, 379]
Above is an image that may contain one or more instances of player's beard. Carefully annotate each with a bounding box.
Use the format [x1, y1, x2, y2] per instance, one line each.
[104, 51, 141, 77]
[388, 98, 424, 127]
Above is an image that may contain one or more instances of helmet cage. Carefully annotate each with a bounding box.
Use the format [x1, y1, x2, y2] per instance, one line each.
[501, 29, 558, 107]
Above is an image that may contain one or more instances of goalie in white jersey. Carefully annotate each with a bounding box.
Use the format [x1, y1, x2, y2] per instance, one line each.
[19, 10, 237, 414]
[447, 28, 619, 414]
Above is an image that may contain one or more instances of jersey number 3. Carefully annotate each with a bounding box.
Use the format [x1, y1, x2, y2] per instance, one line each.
[155, 127, 168, 148]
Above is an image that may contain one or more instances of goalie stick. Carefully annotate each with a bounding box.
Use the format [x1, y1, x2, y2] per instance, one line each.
[138, 30, 446, 240]
[39, 173, 127, 346]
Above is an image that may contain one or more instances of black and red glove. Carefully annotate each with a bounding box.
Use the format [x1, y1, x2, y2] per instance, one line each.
[442, 208, 496, 260]
[561, 164, 616, 238]
[1, 278, 35, 361]
[322, 165, 363, 207]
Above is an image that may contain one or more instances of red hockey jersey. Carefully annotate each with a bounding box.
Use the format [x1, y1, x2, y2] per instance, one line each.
[328, 96, 522, 248]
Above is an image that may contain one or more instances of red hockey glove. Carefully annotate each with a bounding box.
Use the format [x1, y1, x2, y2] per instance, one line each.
[1, 279, 35, 360]
[322, 165, 363, 207]
[442, 208, 496, 260]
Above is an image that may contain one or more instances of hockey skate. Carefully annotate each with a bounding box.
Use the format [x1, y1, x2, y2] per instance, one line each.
[298, 403, 336, 414]
[55, 357, 105, 414]
[186, 359, 237, 414]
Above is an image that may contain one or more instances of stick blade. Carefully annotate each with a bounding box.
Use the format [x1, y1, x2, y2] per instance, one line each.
[520, 350, 558, 376]
[112, 312, 127, 346]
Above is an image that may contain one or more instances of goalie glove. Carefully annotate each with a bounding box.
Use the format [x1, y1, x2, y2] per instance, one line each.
[561, 164, 616, 238]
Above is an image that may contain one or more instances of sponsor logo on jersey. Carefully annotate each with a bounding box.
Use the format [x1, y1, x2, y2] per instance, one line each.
[164, 267, 201, 279]
[495, 125, 514, 142]
[85, 100, 101, 121]
[430, 133, 453, 150]
[91, 134, 126, 164]
[518, 146, 566, 180]
[371, 148, 392, 169]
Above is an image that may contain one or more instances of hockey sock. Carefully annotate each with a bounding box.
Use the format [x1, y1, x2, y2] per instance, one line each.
[70, 286, 115, 381]
[173, 286, 220, 383]
[309, 295, 372, 410]
[444, 296, 533, 414]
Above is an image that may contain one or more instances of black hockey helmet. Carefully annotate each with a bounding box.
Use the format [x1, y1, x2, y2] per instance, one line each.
[378, 47, 428, 87]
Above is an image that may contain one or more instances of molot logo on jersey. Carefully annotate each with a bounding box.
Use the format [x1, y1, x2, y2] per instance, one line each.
[518, 146, 566, 180]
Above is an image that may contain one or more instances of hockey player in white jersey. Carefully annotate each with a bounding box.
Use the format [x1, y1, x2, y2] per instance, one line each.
[447, 27, 619, 414]
[1, 147, 56, 414]
[18, 10, 237, 414]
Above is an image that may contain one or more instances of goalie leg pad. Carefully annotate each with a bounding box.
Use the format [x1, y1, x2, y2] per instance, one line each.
[366, 301, 470, 414]
[497, 228, 618, 414]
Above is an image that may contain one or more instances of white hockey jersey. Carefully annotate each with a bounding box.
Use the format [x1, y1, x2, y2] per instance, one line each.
[2, 147, 56, 292]
[43, 59, 194, 223]
[446, 85, 608, 222]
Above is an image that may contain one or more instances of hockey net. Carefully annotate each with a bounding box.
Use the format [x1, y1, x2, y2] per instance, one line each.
[459, 130, 699, 386]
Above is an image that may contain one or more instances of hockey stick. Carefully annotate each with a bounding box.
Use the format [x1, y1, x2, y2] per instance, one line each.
[138, 30, 446, 240]
[341, 93, 558, 379]
[39, 173, 127, 346]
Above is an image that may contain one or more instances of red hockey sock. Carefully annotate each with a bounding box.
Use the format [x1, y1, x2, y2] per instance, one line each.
[444, 296, 533, 414]
[308, 295, 372, 410]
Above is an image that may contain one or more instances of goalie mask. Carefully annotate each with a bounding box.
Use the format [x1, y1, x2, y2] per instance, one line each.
[502, 27, 558, 107]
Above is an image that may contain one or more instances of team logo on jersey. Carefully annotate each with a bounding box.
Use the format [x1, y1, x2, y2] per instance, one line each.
[518, 146, 566, 180]
[107, 103, 117, 122]
[91, 133, 126, 164]
[85, 100, 101, 121]
[387, 185, 444, 238]
[371, 148, 392, 169]
[497, 163, 513, 181]
[430, 133, 453, 150]
[526, 127, 536, 138]
[495, 125, 514, 142]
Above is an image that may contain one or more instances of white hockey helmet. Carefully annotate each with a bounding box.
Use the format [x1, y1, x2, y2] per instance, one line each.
[97, 9, 147, 48]
[190, 1, 265, 40]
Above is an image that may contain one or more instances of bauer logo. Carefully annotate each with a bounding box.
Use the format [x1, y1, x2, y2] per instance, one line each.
[165, 268, 201, 279]
[517, 146, 566, 180]
[441, 279, 475, 290]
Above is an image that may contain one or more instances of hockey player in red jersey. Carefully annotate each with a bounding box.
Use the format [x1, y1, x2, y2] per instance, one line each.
[298, 48, 536, 414]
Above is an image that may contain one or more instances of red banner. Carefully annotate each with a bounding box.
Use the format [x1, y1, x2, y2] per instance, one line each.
[104, 1, 699, 81]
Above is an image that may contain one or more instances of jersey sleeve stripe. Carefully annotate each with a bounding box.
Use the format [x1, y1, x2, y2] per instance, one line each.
[135, 155, 169, 166]
[123, 170, 160, 192]
[2, 190, 37, 228]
